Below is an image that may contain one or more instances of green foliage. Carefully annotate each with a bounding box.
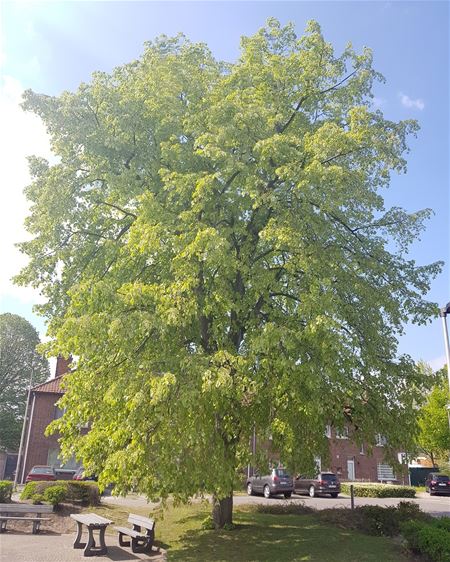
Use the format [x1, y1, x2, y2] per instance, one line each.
[318, 501, 430, 537]
[0, 480, 13, 502]
[20, 481, 38, 499]
[43, 485, 67, 506]
[15, 18, 441, 525]
[31, 494, 44, 505]
[0, 314, 49, 450]
[401, 519, 450, 562]
[340, 483, 415, 497]
[417, 367, 450, 465]
[21, 480, 99, 506]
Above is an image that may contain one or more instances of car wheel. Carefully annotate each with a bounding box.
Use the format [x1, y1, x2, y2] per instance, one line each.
[263, 485, 271, 499]
[284, 492, 292, 499]
[309, 485, 315, 498]
[247, 483, 253, 496]
[330, 493, 338, 498]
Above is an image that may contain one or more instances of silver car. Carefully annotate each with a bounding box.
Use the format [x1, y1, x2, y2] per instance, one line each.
[246, 468, 294, 498]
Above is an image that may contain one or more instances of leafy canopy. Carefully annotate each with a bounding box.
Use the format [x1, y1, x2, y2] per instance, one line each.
[16, 20, 441, 503]
[0, 313, 49, 450]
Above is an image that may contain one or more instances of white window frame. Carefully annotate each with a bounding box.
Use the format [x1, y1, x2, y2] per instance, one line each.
[336, 427, 349, 439]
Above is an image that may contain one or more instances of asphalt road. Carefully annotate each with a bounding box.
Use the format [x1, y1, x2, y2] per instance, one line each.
[233, 491, 450, 517]
[103, 491, 449, 517]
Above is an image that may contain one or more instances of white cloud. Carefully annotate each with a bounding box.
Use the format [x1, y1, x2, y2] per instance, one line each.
[399, 92, 425, 111]
[0, 75, 54, 303]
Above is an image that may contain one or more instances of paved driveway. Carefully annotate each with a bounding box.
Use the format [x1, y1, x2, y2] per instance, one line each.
[102, 491, 449, 517]
[232, 491, 450, 517]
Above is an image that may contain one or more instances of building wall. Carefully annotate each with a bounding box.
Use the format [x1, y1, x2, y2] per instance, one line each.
[21, 392, 62, 481]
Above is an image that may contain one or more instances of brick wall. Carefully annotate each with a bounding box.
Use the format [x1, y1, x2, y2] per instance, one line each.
[21, 392, 62, 481]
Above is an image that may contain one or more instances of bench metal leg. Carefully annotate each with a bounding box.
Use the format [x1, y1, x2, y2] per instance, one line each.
[74, 521, 86, 549]
[131, 537, 153, 554]
[0, 520, 7, 533]
[118, 532, 131, 547]
[83, 526, 107, 557]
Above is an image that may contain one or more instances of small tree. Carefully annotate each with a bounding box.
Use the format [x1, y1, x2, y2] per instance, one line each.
[417, 367, 450, 467]
[0, 314, 49, 450]
[16, 20, 441, 526]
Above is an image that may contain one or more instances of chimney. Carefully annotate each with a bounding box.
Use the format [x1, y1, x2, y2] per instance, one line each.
[55, 355, 72, 377]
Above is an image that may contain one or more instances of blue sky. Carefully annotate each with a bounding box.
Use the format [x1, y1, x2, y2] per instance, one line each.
[1, 1, 448, 369]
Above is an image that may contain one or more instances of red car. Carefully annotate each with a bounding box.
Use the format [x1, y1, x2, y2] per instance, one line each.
[25, 465, 56, 482]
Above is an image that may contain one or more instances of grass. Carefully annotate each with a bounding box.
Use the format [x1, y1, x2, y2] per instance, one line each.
[84, 500, 415, 561]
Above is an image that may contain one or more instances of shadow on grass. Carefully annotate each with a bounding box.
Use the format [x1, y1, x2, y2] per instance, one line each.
[168, 513, 410, 562]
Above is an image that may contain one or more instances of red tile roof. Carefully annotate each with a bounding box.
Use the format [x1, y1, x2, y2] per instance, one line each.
[32, 375, 65, 394]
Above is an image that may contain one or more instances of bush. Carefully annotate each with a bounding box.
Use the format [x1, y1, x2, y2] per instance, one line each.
[43, 485, 67, 506]
[32, 494, 44, 505]
[401, 519, 450, 562]
[255, 503, 314, 516]
[318, 502, 430, 538]
[340, 483, 415, 498]
[0, 481, 13, 502]
[21, 480, 99, 506]
[20, 481, 38, 500]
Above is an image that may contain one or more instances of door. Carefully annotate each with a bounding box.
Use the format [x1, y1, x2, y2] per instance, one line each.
[347, 459, 355, 481]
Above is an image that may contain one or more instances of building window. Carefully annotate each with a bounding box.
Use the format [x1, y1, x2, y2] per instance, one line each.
[375, 434, 387, 447]
[336, 427, 349, 439]
[377, 464, 395, 481]
[324, 425, 332, 438]
[314, 456, 322, 473]
[54, 406, 65, 420]
[359, 443, 365, 455]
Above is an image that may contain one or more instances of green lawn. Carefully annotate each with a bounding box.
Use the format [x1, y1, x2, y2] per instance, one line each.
[89, 500, 413, 561]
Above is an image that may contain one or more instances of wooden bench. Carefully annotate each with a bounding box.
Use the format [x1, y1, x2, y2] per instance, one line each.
[114, 513, 156, 554]
[0, 503, 53, 534]
[70, 513, 113, 557]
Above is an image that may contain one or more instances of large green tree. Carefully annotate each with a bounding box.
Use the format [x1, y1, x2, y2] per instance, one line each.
[16, 20, 441, 526]
[0, 313, 49, 450]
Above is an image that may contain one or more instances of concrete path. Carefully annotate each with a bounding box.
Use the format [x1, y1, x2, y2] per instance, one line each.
[0, 533, 166, 562]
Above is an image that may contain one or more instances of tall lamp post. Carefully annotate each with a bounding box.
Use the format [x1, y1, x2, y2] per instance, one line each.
[439, 302, 450, 429]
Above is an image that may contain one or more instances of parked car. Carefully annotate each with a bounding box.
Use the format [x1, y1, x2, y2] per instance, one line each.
[294, 472, 341, 498]
[25, 465, 56, 482]
[425, 472, 450, 496]
[246, 468, 294, 498]
[73, 466, 97, 481]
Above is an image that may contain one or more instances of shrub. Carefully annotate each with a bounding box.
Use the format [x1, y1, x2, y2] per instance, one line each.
[401, 519, 450, 562]
[21, 480, 99, 506]
[255, 503, 314, 516]
[341, 483, 415, 498]
[44, 485, 67, 506]
[20, 481, 38, 500]
[318, 502, 429, 538]
[0, 481, 13, 502]
[32, 494, 44, 505]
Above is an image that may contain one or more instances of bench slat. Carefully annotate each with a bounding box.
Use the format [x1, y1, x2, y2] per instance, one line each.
[114, 526, 147, 539]
[0, 504, 53, 513]
[0, 517, 51, 521]
[128, 514, 155, 530]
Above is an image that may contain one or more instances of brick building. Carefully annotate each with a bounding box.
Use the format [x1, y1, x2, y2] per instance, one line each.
[16, 356, 80, 483]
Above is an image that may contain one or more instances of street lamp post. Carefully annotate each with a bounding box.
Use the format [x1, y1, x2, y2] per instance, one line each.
[439, 302, 450, 429]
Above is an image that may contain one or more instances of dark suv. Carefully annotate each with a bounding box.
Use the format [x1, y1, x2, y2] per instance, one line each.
[425, 472, 450, 496]
[294, 472, 341, 498]
[246, 468, 294, 498]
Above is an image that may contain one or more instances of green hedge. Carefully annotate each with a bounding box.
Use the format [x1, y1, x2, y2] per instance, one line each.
[21, 480, 100, 506]
[0, 481, 13, 503]
[401, 518, 450, 562]
[318, 501, 430, 537]
[341, 483, 416, 498]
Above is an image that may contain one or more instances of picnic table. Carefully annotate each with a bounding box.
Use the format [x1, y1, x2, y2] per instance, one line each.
[70, 513, 113, 557]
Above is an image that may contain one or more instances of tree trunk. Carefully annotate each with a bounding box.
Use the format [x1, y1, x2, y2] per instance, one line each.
[212, 493, 233, 529]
